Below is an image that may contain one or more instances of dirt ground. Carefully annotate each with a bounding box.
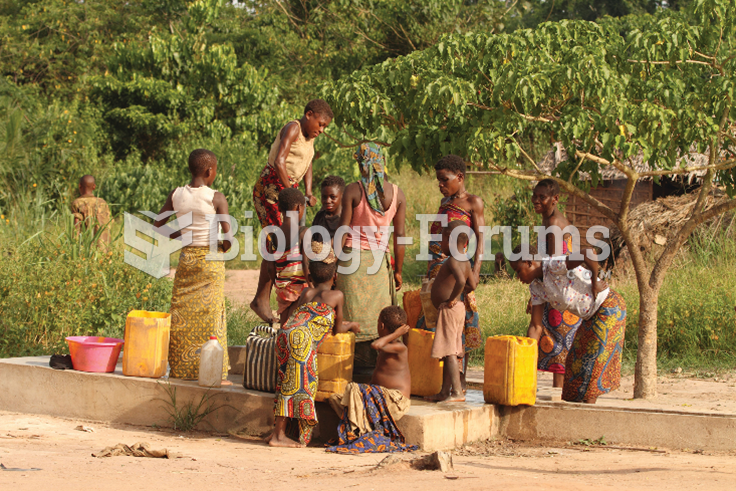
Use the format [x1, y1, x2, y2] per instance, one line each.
[1, 411, 734, 491]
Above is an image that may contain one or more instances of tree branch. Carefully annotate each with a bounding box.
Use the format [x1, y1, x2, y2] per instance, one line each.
[637, 157, 736, 177]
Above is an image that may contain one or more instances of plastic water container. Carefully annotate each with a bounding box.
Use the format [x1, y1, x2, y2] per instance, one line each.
[123, 310, 171, 378]
[66, 336, 124, 373]
[315, 332, 355, 402]
[403, 290, 423, 330]
[406, 328, 443, 397]
[199, 336, 224, 387]
[484, 335, 538, 406]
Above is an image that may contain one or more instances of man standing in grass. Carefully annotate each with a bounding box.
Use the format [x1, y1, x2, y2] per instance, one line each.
[71, 175, 112, 251]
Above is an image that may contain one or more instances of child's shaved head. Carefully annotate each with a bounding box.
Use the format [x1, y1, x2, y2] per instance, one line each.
[188, 149, 217, 177]
[535, 178, 559, 197]
[278, 187, 305, 212]
[304, 99, 334, 120]
[79, 175, 95, 188]
[435, 154, 466, 176]
[379, 306, 408, 333]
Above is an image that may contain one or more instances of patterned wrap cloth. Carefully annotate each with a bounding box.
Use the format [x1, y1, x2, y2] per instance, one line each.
[71, 196, 112, 251]
[169, 246, 229, 380]
[355, 142, 386, 215]
[273, 242, 307, 314]
[252, 164, 298, 228]
[416, 202, 482, 352]
[326, 383, 417, 454]
[274, 302, 335, 446]
[563, 290, 626, 402]
[538, 236, 582, 374]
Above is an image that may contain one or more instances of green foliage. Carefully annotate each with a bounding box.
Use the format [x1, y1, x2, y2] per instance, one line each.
[0, 211, 172, 357]
[158, 381, 223, 432]
[489, 180, 538, 246]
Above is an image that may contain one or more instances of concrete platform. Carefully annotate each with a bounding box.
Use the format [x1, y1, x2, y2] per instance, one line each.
[0, 357, 494, 451]
[2, 357, 734, 451]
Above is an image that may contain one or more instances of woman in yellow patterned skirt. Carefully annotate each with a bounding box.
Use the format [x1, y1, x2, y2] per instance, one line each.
[155, 149, 233, 381]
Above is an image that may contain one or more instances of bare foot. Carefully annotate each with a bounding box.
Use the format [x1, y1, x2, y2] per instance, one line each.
[221, 380, 233, 386]
[264, 432, 273, 444]
[250, 298, 275, 324]
[424, 392, 451, 402]
[268, 434, 303, 448]
[583, 397, 597, 404]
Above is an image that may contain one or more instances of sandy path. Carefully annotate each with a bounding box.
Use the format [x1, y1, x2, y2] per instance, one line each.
[0, 411, 733, 491]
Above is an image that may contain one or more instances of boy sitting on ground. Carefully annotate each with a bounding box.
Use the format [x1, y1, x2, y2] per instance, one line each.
[71, 175, 112, 251]
[327, 306, 416, 454]
[426, 221, 477, 403]
[311, 175, 345, 240]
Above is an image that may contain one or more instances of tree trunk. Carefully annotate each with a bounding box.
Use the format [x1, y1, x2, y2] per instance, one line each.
[634, 284, 659, 398]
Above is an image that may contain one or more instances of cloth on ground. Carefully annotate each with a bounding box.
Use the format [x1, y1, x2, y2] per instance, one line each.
[431, 301, 466, 359]
[326, 383, 416, 454]
[92, 442, 183, 459]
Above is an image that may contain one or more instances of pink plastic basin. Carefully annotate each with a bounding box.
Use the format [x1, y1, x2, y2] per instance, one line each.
[66, 336, 125, 373]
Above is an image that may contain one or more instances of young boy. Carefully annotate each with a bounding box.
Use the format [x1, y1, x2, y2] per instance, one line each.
[510, 245, 626, 404]
[270, 188, 310, 326]
[267, 253, 360, 448]
[425, 155, 485, 387]
[530, 178, 582, 387]
[154, 149, 232, 382]
[71, 175, 112, 251]
[311, 175, 345, 240]
[327, 306, 416, 454]
[426, 221, 477, 403]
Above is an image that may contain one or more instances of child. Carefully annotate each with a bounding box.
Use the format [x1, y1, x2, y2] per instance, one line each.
[426, 222, 477, 403]
[251, 100, 334, 323]
[71, 175, 112, 251]
[327, 306, 416, 454]
[421, 155, 485, 388]
[311, 175, 345, 240]
[154, 149, 232, 382]
[267, 249, 360, 448]
[530, 179, 583, 388]
[270, 188, 310, 326]
[510, 245, 626, 404]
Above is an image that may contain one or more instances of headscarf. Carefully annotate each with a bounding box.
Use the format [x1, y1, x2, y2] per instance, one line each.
[354, 143, 386, 215]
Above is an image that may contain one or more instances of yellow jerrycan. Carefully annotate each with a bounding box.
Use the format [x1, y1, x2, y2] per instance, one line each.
[484, 335, 538, 406]
[122, 310, 171, 378]
[315, 332, 355, 402]
[406, 328, 443, 397]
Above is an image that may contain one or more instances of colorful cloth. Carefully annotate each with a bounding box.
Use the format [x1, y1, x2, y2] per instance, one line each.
[417, 202, 482, 352]
[274, 242, 307, 314]
[169, 246, 229, 380]
[71, 196, 112, 251]
[354, 143, 386, 215]
[326, 383, 417, 454]
[538, 304, 582, 374]
[336, 247, 394, 344]
[431, 301, 466, 359]
[274, 302, 335, 445]
[563, 290, 626, 402]
[538, 235, 582, 374]
[253, 164, 299, 229]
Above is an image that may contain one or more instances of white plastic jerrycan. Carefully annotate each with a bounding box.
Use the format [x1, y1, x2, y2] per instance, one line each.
[198, 336, 224, 388]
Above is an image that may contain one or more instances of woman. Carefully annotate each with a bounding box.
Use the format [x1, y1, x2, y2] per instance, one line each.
[337, 143, 406, 369]
[249, 99, 333, 323]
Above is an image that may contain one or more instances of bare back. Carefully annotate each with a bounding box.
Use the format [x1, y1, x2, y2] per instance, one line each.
[431, 257, 472, 308]
[371, 344, 411, 398]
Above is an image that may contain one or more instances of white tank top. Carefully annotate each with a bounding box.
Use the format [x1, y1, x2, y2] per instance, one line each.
[172, 185, 217, 247]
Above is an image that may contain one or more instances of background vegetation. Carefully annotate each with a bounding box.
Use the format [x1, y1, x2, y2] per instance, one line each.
[2, 0, 733, 373]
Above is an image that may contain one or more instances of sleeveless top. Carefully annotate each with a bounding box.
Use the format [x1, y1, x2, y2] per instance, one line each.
[172, 185, 217, 247]
[267, 120, 315, 183]
[346, 182, 398, 252]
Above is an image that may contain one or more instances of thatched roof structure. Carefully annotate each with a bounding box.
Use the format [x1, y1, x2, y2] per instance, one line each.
[609, 189, 732, 254]
[538, 142, 710, 183]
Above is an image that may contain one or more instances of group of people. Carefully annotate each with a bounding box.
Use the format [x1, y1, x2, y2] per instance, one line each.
[71, 98, 627, 452]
